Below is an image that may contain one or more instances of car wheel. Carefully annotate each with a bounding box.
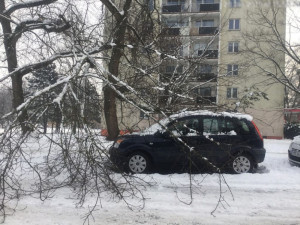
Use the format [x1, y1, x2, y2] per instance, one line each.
[231, 154, 253, 174]
[128, 152, 151, 173]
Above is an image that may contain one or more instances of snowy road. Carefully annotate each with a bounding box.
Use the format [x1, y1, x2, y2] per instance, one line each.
[4, 139, 300, 225]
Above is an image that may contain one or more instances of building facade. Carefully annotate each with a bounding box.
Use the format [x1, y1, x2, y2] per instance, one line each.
[158, 0, 286, 138]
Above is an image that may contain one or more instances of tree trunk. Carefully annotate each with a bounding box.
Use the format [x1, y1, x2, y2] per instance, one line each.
[104, 86, 119, 140]
[54, 104, 62, 133]
[103, 0, 132, 140]
[43, 111, 48, 134]
[0, 1, 31, 134]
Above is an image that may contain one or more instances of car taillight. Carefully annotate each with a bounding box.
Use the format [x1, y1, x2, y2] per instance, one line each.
[251, 121, 263, 141]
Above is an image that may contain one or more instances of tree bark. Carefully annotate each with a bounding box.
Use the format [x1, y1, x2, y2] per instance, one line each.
[101, 0, 132, 140]
[0, 0, 31, 134]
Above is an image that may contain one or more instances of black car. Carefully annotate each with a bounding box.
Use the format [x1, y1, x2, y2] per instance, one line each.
[288, 136, 300, 166]
[109, 111, 266, 174]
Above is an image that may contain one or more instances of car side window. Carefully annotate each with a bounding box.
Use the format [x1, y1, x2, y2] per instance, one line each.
[168, 118, 200, 136]
[203, 118, 218, 135]
[203, 117, 238, 135]
[236, 120, 250, 134]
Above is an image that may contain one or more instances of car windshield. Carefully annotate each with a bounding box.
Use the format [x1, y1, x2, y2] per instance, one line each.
[141, 118, 171, 135]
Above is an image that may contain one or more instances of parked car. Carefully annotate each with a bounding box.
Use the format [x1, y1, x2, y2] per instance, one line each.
[109, 110, 266, 174]
[284, 123, 300, 139]
[288, 136, 300, 166]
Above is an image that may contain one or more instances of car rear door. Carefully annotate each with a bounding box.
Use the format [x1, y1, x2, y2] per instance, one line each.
[194, 116, 253, 166]
[192, 116, 241, 166]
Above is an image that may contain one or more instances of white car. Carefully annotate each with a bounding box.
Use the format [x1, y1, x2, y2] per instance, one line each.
[288, 136, 300, 166]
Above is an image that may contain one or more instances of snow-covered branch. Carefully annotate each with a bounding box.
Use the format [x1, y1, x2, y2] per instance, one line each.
[4, 0, 57, 15]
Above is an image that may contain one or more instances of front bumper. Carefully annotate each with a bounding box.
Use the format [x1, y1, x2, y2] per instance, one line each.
[288, 150, 300, 166]
[109, 147, 128, 170]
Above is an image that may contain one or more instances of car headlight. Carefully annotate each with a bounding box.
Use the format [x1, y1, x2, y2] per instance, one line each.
[113, 139, 124, 148]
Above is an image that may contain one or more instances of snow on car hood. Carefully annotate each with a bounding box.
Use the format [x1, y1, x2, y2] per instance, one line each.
[141, 110, 253, 135]
[141, 118, 170, 135]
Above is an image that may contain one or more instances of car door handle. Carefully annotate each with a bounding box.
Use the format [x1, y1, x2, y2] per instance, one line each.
[149, 142, 153, 145]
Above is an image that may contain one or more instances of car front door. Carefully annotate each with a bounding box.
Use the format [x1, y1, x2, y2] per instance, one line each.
[151, 116, 201, 171]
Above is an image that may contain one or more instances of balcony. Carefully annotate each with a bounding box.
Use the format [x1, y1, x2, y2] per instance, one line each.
[162, 5, 184, 13]
[199, 27, 218, 35]
[195, 73, 217, 82]
[199, 3, 219, 12]
[198, 50, 218, 59]
[196, 96, 216, 104]
[162, 28, 180, 36]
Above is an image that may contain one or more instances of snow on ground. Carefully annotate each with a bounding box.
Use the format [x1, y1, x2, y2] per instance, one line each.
[4, 139, 300, 225]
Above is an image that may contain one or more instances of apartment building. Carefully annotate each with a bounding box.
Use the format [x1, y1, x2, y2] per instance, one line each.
[158, 0, 286, 138]
[103, 0, 286, 138]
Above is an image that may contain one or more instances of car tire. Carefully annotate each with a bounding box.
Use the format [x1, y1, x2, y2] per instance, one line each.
[231, 153, 254, 174]
[127, 152, 151, 174]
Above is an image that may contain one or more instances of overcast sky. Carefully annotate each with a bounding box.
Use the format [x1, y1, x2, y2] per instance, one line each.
[0, 0, 300, 83]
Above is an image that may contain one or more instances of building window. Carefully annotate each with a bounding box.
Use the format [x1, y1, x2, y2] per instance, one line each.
[197, 0, 215, 4]
[196, 20, 214, 27]
[167, 0, 185, 5]
[200, 87, 212, 97]
[194, 43, 207, 51]
[228, 42, 239, 53]
[200, 64, 213, 73]
[227, 88, 238, 99]
[165, 18, 189, 27]
[229, 19, 240, 30]
[147, 0, 154, 11]
[230, 0, 241, 8]
[166, 65, 183, 73]
[227, 64, 239, 75]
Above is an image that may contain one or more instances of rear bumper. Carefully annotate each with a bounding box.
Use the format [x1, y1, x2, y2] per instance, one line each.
[251, 147, 266, 163]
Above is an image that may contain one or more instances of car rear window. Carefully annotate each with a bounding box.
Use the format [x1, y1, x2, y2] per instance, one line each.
[238, 120, 250, 133]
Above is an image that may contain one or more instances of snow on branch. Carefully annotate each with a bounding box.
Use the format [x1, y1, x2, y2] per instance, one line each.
[11, 15, 70, 42]
[0, 44, 114, 83]
[0, 54, 70, 83]
[89, 56, 155, 113]
[101, 0, 132, 22]
[4, 0, 57, 15]
[3, 56, 89, 119]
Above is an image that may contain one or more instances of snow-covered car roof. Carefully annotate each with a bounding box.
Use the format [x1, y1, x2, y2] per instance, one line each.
[169, 110, 253, 121]
[142, 110, 253, 135]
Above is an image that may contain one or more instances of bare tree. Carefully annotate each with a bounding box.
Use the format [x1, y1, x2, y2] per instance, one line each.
[0, 0, 71, 134]
[241, 0, 298, 104]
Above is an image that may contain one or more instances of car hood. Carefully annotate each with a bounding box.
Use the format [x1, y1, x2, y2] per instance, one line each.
[118, 134, 155, 143]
